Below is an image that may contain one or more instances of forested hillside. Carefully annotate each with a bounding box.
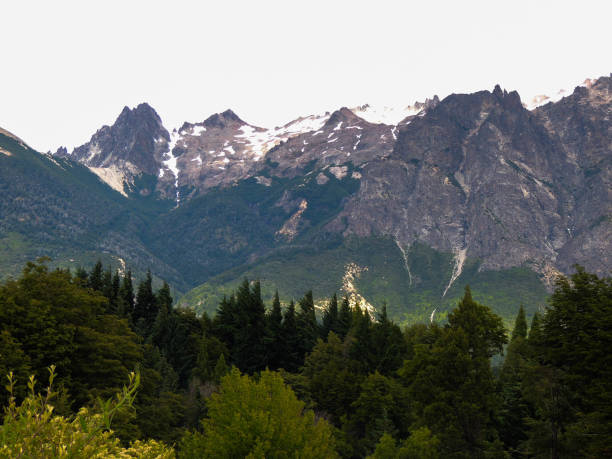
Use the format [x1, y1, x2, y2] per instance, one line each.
[1, 260, 610, 457]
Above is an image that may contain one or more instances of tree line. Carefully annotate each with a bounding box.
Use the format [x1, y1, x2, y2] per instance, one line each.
[0, 259, 610, 457]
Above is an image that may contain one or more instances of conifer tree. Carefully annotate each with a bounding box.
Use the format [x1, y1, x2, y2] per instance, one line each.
[151, 282, 173, 351]
[371, 303, 407, 375]
[119, 269, 135, 318]
[527, 311, 543, 352]
[499, 305, 532, 454]
[281, 300, 300, 372]
[134, 270, 157, 336]
[511, 305, 528, 342]
[321, 293, 339, 339]
[233, 280, 267, 373]
[297, 291, 319, 363]
[338, 295, 352, 338]
[110, 271, 120, 313]
[400, 286, 507, 456]
[266, 291, 284, 370]
[214, 295, 238, 355]
[89, 260, 103, 292]
[75, 266, 89, 285]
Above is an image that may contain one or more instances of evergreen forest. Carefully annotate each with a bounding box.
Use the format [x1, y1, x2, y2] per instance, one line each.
[0, 259, 610, 458]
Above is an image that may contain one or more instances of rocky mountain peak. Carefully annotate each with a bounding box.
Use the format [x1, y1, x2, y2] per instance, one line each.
[54, 146, 69, 157]
[491, 85, 523, 110]
[65, 103, 170, 196]
[325, 107, 365, 128]
[203, 109, 246, 129]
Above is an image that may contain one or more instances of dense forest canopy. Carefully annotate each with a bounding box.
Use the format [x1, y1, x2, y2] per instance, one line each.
[0, 259, 610, 457]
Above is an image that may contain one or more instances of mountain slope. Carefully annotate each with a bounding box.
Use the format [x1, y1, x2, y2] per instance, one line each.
[1, 74, 609, 324]
[0, 128, 179, 286]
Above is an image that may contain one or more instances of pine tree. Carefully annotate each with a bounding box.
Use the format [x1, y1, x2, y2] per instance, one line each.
[151, 282, 173, 351]
[321, 293, 339, 339]
[371, 303, 407, 375]
[89, 260, 103, 292]
[214, 295, 238, 355]
[119, 269, 134, 318]
[499, 305, 532, 454]
[281, 300, 300, 372]
[74, 266, 89, 285]
[338, 295, 352, 338]
[133, 270, 157, 336]
[297, 291, 319, 363]
[266, 291, 284, 370]
[400, 286, 507, 456]
[511, 305, 528, 342]
[233, 280, 267, 373]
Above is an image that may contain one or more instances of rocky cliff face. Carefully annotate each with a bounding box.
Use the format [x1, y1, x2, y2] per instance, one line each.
[326, 77, 611, 286]
[56, 76, 611, 285]
[60, 103, 170, 197]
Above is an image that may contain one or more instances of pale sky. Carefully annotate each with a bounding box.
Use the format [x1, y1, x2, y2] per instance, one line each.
[2, 0, 610, 152]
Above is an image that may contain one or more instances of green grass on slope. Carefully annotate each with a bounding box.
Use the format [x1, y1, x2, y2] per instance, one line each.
[179, 237, 550, 327]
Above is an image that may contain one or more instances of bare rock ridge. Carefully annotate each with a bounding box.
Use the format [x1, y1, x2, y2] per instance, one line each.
[328, 75, 611, 283]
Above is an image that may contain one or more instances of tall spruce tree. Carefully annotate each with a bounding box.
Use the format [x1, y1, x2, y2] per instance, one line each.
[88, 260, 103, 292]
[338, 296, 352, 339]
[232, 279, 267, 373]
[134, 270, 157, 336]
[499, 305, 532, 455]
[265, 291, 284, 370]
[400, 286, 507, 456]
[281, 300, 300, 372]
[296, 291, 319, 363]
[321, 293, 339, 339]
[119, 269, 134, 319]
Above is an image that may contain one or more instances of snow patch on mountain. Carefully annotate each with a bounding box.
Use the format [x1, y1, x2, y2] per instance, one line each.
[162, 131, 180, 206]
[350, 103, 423, 125]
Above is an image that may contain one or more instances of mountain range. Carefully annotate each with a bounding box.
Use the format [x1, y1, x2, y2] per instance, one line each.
[1, 75, 610, 325]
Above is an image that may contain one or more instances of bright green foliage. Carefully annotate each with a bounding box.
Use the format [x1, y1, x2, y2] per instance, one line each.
[179, 368, 338, 458]
[0, 367, 174, 458]
[368, 428, 440, 459]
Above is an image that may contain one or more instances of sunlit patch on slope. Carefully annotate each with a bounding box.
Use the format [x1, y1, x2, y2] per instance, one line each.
[342, 262, 376, 320]
[442, 247, 467, 297]
[276, 199, 307, 241]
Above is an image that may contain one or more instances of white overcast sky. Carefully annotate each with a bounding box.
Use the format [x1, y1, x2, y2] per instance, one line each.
[2, 0, 610, 152]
